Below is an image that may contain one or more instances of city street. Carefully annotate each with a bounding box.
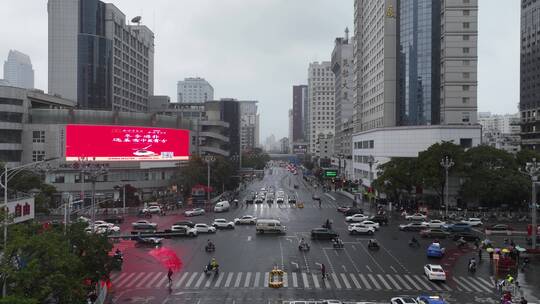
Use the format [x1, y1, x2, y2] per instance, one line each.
[108, 167, 538, 304]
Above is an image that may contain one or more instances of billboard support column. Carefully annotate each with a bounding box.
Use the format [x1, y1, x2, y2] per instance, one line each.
[123, 184, 126, 215]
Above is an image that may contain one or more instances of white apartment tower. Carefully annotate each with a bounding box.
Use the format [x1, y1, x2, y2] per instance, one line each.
[3, 50, 34, 89]
[177, 78, 214, 103]
[308, 62, 335, 154]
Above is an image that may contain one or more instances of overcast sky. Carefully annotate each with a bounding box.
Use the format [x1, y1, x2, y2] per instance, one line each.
[0, 0, 520, 140]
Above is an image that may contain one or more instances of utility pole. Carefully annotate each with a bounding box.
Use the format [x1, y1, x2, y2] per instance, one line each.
[123, 184, 126, 215]
[80, 162, 108, 228]
[440, 156, 455, 219]
[203, 156, 215, 209]
[367, 155, 375, 205]
[524, 158, 540, 249]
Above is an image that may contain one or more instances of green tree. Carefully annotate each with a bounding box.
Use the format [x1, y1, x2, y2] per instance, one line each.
[211, 157, 238, 193]
[241, 149, 270, 170]
[372, 158, 419, 202]
[416, 142, 465, 206]
[172, 157, 207, 196]
[516, 149, 540, 168]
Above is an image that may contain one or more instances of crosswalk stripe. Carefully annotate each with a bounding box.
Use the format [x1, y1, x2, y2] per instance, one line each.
[404, 274, 421, 290]
[292, 273, 299, 288]
[185, 272, 199, 288]
[441, 282, 452, 291]
[350, 274, 361, 289]
[412, 275, 432, 290]
[214, 272, 224, 288]
[359, 274, 371, 289]
[244, 272, 252, 288]
[377, 274, 392, 290]
[125, 272, 145, 288]
[458, 276, 486, 292]
[204, 273, 213, 288]
[393, 274, 412, 290]
[112, 273, 127, 285]
[224, 272, 234, 288]
[331, 273, 342, 289]
[385, 274, 401, 290]
[194, 273, 206, 289]
[367, 274, 381, 289]
[155, 275, 168, 288]
[175, 272, 189, 288]
[422, 277, 443, 291]
[468, 277, 493, 293]
[340, 273, 351, 289]
[116, 272, 135, 287]
[452, 276, 473, 292]
[312, 274, 320, 289]
[283, 272, 288, 288]
[476, 277, 494, 289]
[135, 272, 155, 288]
[234, 272, 243, 288]
[146, 272, 162, 288]
[302, 272, 310, 288]
[263, 272, 269, 287]
[110, 272, 121, 282]
[253, 272, 261, 288]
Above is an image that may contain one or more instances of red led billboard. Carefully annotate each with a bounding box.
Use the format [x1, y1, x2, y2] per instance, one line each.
[65, 125, 190, 161]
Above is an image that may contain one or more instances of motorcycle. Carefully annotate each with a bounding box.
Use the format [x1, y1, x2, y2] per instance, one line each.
[368, 239, 380, 250]
[204, 264, 219, 275]
[409, 240, 420, 248]
[205, 243, 216, 252]
[298, 242, 310, 251]
[468, 261, 477, 273]
[332, 238, 344, 249]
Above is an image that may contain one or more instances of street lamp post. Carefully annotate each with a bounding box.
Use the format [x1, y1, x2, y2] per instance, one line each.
[367, 155, 375, 205]
[79, 162, 108, 227]
[203, 156, 216, 208]
[440, 156, 455, 219]
[524, 158, 540, 249]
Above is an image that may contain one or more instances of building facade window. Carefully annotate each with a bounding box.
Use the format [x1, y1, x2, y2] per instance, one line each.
[32, 150, 45, 162]
[32, 131, 45, 143]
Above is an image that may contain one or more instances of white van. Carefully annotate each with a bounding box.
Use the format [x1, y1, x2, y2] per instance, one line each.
[214, 201, 230, 212]
[256, 219, 286, 234]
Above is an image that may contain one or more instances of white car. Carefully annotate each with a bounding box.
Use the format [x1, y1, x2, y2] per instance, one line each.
[96, 223, 120, 233]
[184, 208, 205, 217]
[170, 225, 198, 236]
[93, 220, 108, 226]
[405, 213, 427, 221]
[131, 220, 158, 229]
[345, 214, 369, 222]
[234, 215, 257, 225]
[461, 217, 483, 227]
[212, 219, 235, 229]
[348, 223, 375, 235]
[358, 220, 380, 230]
[422, 220, 446, 228]
[143, 205, 162, 214]
[391, 297, 418, 304]
[275, 196, 286, 203]
[194, 223, 216, 233]
[424, 264, 446, 281]
[85, 226, 107, 234]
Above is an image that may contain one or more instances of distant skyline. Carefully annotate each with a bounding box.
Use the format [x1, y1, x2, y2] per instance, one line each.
[0, 0, 520, 139]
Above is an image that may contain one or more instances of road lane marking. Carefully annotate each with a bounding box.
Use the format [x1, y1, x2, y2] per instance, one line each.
[253, 272, 260, 288]
[349, 274, 361, 289]
[194, 273, 206, 289]
[213, 272, 224, 288]
[377, 274, 392, 290]
[146, 272, 162, 288]
[390, 266, 398, 273]
[340, 273, 351, 289]
[247, 236, 252, 241]
[379, 243, 410, 273]
[302, 272, 310, 288]
[234, 272, 243, 288]
[412, 275, 432, 290]
[112, 273, 127, 285]
[367, 274, 381, 289]
[404, 274, 421, 290]
[458, 276, 487, 292]
[125, 272, 146, 288]
[331, 273, 342, 289]
[343, 249, 361, 272]
[224, 272, 234, 288]
[385, 274, 401, 290]
[204, 273, 213, 288]
[476, 277, 494, 289]
[244, 272, 252, 288]
[282, 272, 288, 287]
[312, 274, 320, 288]
[135, 272, 155, 288]
[393, 274, 412, 290]
[155, 275, 168, 288]
[357, 242, 385, 272]
[359, 274, 371, 289]
[422, 276, 443, 291]
[184, 272, 199, 288]
[365, 265, 373, 272]
[468, 277, 493, 293]
[116, 272, 136, 287]
[263, 272, 269, 287]
[292, 273, 298, 287]
[452, 276, 473, 292]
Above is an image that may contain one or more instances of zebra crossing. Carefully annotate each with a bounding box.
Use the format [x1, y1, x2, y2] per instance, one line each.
[111, 271, 496, 294]
[242, 202, 340, 210]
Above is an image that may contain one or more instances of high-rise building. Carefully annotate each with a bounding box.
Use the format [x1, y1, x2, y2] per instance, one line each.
[239, 100, 259, 151]
[3, 50, 34, 89]
[308, 62, 335, 154]
[521, 0, 540, 150]
[331, 29, 354, 159]
[292, 85, 308, 142]
[48, 0, 154, 112]
[177, 77, 214, 103]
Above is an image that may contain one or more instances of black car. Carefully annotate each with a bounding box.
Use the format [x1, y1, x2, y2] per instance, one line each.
[288, 195, 297, 204]
[173, 221, 195, 228]
[104, 216, 124, 224]
[344, 208, 364, 216]
[370, 214, 389, 225]
[311, 228, 339, 240]
[245, 194, 255, 204]
[452, 232, 480, 242]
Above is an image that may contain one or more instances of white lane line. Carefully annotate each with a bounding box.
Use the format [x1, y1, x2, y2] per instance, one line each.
[224, 273, 234, 288]
[282, 272, 288, 288]
[331, 273, 342, 289]
[393, 274, 412, 290]
[125, 272, 146, 288]
[184, 272, 199, 288]
[302, 272, 310, 288]
[204, 273, 213, 288]
[112, 273, 127, 285]
[173, 272, 189, 288]
[452, 276, 473, 292]
[135, 272, 155, 288]
[234, 272, 243, 288]
[340, 273, 351, 289]
[292, 273, 298, 288]
[253, 272, 260, 288]
[458, 276, 487, 292]
[377, 274, 392, 290]
[244, 272, 252, 288]
[412, 275, 432, 290]
[213, 272, 224, 288]
[349, 274, 361, 289]
[263, 272, 269, 287]
[385, 274, 401, 290]
[116, 272, 135, 287]
[312, 274, 320, 289]
[359, 274, 371, 289]
[367, 274, 381, 289]
[193, 273, 206, 289]
[476, 277, 494, 289]
[146, 272, 163, 288]
[441, 281, 452, 291]
[469, 277, 493, 293]
[365, 265, 373, 272]
[155, 275, 168, 288]
[422, 276, 443, 291]
[404, 274, 421, 290]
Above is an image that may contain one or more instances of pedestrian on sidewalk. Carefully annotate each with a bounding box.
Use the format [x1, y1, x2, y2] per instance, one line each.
[167, 268, 173, 285]
[321, 263, 326, 280]
[478, 248, 482, 261]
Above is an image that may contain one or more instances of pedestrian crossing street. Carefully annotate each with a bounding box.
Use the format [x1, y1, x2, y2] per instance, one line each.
[111, 271, 496, 294]
[242, 202, 340, 210]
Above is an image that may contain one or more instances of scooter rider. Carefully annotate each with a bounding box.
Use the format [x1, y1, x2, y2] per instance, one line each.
[410, 236, 419, 246]
[468, 257, 476, 271]
[207, 239, 215, 249]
